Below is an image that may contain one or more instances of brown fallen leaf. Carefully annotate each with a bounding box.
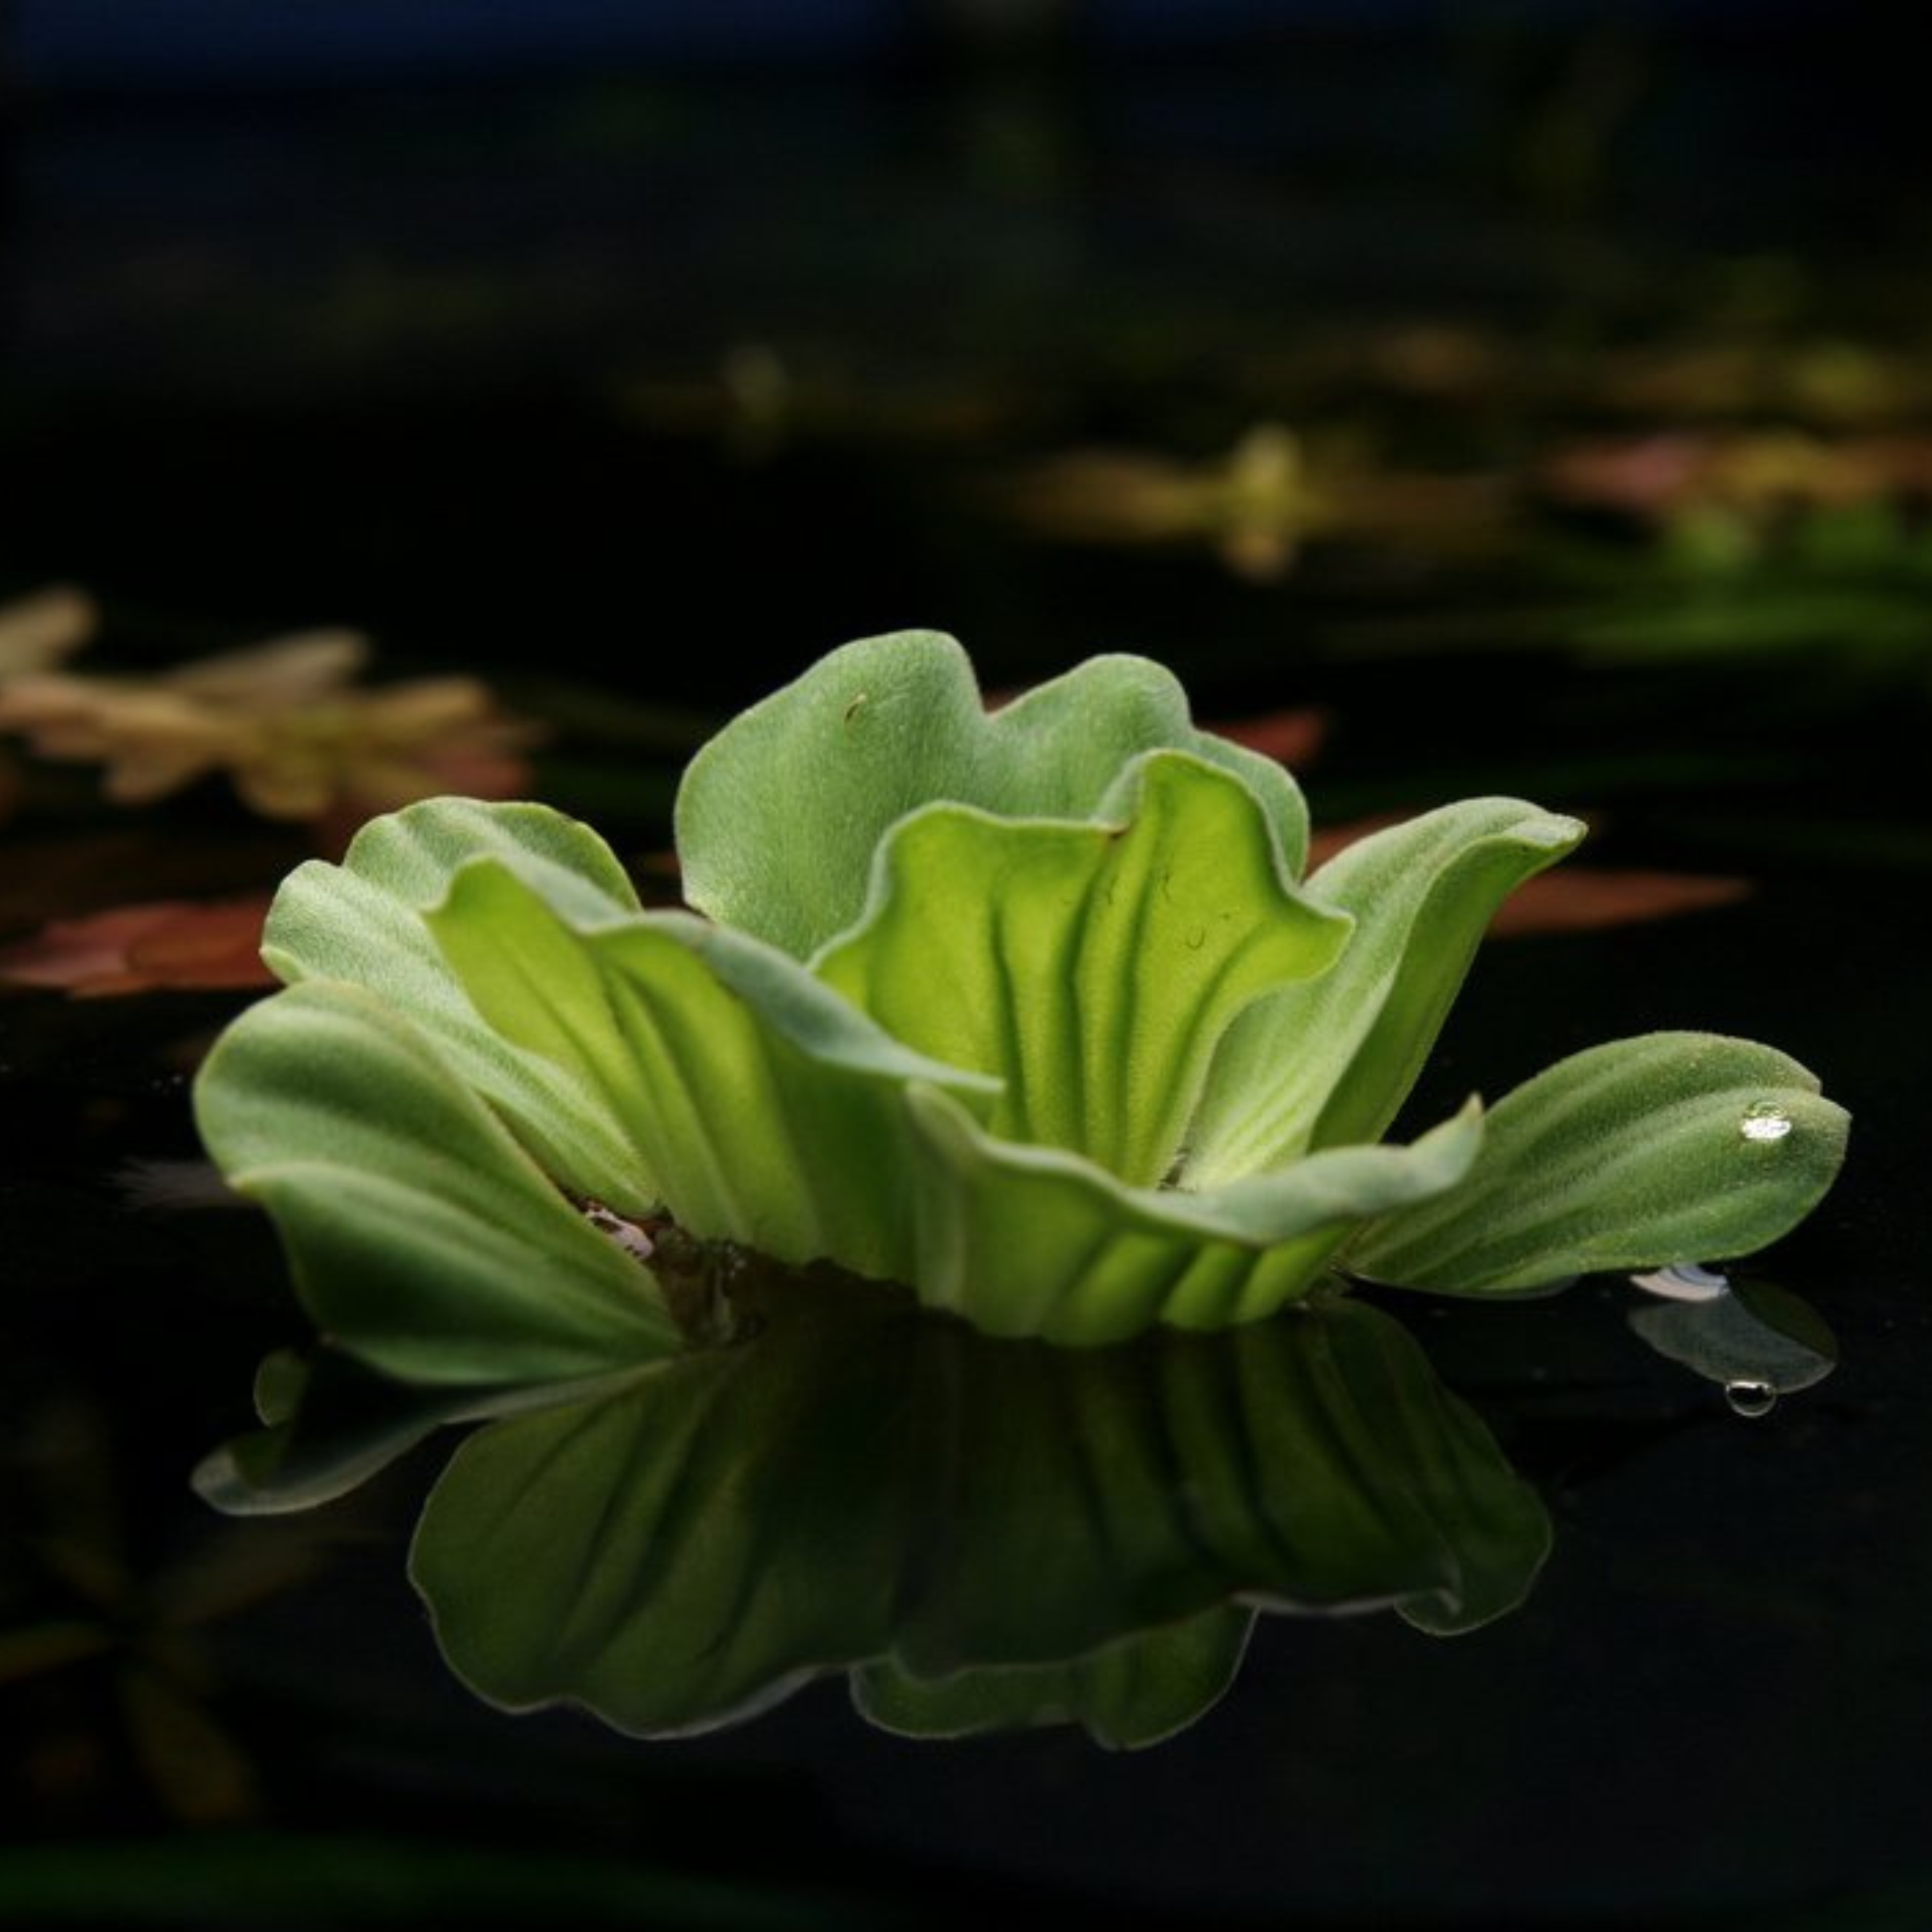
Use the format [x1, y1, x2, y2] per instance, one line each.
[0, 585, 97, 678]
[1539, 428, 1932, 524]
[0, 629, 539, 825]
[1002, 424, 1330, 580]
[1003, 423, 1508, 580]
[0, 896, 275, 997]
[1204, 706, 1327, 767]
[1308, 817, 1751, 935]
[1486, 866, 1753, 935]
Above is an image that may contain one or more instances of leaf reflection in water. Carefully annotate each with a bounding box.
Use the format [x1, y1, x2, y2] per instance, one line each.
[1626, 1263, 1837, 1412]
[402, 1271, 1549, 1748]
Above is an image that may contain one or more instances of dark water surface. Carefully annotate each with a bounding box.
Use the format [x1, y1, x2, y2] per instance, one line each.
[4, 33, 1930, 1929]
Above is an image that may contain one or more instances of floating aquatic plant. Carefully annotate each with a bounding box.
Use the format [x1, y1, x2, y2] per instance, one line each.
[189, 628, 1847, 1741]
[195, 629, 1847, 1375]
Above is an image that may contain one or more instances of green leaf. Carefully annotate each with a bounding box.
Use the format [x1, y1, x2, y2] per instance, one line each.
[1183, 799, 1583, 1186]
[901, 1086, 1481, 1342]
[410, 1285, 1547, 1740]
[426, 861, 998, 1283]
[674, 630, 1318, 959]
[849, 1607, 1255, 1751]
[816, 752, 1347, 1184]
[1344, 1033, 1851, 1294]
[192, 980, 681, 1387]
[259, 799, 651, 1210]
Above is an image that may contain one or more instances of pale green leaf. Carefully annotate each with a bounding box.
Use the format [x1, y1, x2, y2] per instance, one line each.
[1184, 799, 1583, 1186]
[816, 752, 1347, 1186]
[674, 630, 1317, 959]
[192, 980, 680, 1387]
[259, 799, 651, 1209]
[1344, 1032, 1851, 1294]
[898, 1086, 1483, 1343]
[427, 860, 998, 1283]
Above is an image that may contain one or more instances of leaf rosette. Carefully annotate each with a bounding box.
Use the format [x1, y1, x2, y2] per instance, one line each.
[195, 630, 1849, 1389]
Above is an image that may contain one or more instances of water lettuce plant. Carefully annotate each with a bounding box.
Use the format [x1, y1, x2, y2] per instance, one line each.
[188, 629, 1848, 1742]
[195, 629, 1847, 1384]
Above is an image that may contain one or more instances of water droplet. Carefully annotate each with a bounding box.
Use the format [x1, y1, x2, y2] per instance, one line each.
[1739, 1101, 1794, 1144]
[1724, 1379, 1778, 1419]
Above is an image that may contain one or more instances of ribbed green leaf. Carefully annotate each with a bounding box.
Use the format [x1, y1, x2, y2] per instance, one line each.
[902, 1085, 1481, 1342]
[259, 799, 652, 1210]
[816, 752, 1348, 1186]
[1344, 1032, 1851, 1294]
[1184, 799, 1583, 1185]
[426, 862, 998, 1283]
[410, 1286, 1547, 1739]
[674, 630, 1318, 959]
[193, 980, 679, 1387]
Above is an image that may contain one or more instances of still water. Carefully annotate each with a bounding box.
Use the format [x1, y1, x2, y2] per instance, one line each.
[5, 28, 1931, 1930]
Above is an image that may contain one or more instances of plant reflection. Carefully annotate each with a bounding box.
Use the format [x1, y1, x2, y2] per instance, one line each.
[374, 1264, 1552, 1749]
[1626, 1263, 1836, 1417]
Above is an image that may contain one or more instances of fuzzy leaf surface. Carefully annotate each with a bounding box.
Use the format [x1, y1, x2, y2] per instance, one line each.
[259, 799, 653, 1209]
[816, 751, 1348, 1186]
[193, 979, 679, 1388]
[901, 1087, 1482, 1342]
[1345, 1032, 1851, 1294]
[674, 630, 1317, 959]
[1184, 798, 1583, 1186]
[427, 861, 998, 1283]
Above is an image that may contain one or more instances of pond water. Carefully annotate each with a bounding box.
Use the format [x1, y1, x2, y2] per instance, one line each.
[4, 30, 1931, 1930]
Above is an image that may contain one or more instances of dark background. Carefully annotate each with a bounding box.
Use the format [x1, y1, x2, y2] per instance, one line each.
[3, 6, 1930, 1927]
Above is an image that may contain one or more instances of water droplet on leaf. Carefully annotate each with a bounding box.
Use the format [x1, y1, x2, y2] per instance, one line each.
[1739, 1101, 1794, 1143]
